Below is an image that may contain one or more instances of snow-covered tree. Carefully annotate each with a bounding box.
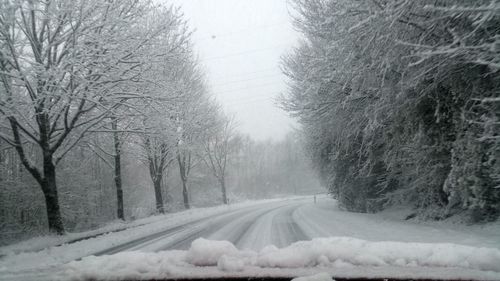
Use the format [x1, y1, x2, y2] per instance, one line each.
[282, 0, 500, 221]
[202, 114, 237, 204]
[175, 78, 219, 209]
[138, 48, 195, 214]
[0, 0, 190, 233]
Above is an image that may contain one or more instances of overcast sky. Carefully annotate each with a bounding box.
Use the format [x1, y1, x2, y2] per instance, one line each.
[169, 0, 299, 141]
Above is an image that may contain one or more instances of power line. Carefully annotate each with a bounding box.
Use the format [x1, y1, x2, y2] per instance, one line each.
[221, 91, 282, 107]
[196, 21, 290, 42]
[224, 90, 280, 102]
[210, 67, 281, 79]
[211, 73, 284, 88]
[226, 98, 275, 107]
[225, 96, 275, 106]
[215, 82, 282, 95]
[202, 44, 288, 61]
[226, 95, 276, 103]
[223, 93, 284, 108]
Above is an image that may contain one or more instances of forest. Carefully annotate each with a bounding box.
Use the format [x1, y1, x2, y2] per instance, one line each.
[281, 0, 500, 222]
[0, 0, 319, 245]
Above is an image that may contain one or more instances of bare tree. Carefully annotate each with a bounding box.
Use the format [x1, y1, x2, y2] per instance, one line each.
[111, 117, 124, 219]
[176, 96, 220, 209]
[202, 115, 237, 204]
[137, 37, 195, 213]
[107, 5, 190, 219]
[143, 135, 175, 213]
[170, 56, 218, 209]
[139, 100, 177, 214]
[0, 0, 179, 233]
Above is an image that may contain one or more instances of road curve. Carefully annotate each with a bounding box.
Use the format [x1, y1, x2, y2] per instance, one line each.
[153, 198, 312, 251]
[94, 197, 313, 254]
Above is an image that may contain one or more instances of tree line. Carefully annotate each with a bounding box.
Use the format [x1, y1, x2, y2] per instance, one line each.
[0, 0, 321, 243]
[282, 0, 500, 222]
[0, 0, 238, 237]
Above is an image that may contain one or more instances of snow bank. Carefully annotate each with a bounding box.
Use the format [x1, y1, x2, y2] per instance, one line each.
[61, 237, 500, 281]
[294, 200, 500, 249]
[186, 238, 239, 266]
[256, 237, 500, 271]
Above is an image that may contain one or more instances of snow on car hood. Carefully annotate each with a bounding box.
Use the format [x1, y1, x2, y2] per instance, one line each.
[60, 237, 500, 280]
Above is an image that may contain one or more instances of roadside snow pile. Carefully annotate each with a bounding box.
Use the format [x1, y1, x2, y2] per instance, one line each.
[255, 237, 500, 271]
[61, 237, 500, 280]
[186, 238, 239, 266]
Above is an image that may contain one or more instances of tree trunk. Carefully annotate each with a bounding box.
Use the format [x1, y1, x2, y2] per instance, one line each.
[178, 154, 190, 209]
[219, 178, 228, 204]
[41, 155, 65, 234]
[8, 118, 65, 234]
[112, 119, 124, 220]
[181, 178, 190, 209]
[153, 176, 165, 213]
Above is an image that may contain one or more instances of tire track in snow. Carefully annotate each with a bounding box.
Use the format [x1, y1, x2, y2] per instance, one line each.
[156, 203, 287, 251]
[270, 203, 309, 247]
[91, 198, 312, 255]
[91, 219, 205, 256]
[155, 211, 247, 251]
[91, 201, 281, 255]
[230, 204, 290, 247]
[234, 202, 309, 250]
[235, 204, 288, 250]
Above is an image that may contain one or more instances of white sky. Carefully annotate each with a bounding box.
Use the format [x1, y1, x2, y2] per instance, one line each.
[168, 0, 299, 141]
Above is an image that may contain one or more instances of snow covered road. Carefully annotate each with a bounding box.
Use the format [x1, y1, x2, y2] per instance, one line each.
[0, 197, 312, 280]
[106, 196, 500, 253]
[1, 196, 500, 280]
[94, 198, 310, 253]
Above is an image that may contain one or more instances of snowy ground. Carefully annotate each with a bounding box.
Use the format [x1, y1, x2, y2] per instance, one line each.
[1, 196, 499, 280]
[295, 197, 500, 249]
[0, 197, 287, 256]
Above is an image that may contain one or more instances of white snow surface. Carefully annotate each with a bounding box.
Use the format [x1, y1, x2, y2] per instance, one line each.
[0, 198, 288, 275]
[2, 196, 500, 280]
[294, 197, 500, 249]
[0, 198, 285, 256]
[187, 238, 239, 266]
[60, 237, 500, 281]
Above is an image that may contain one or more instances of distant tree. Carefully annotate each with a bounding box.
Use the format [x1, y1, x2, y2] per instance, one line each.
[139, 53, 191, 214]
[174, 67, 218, 209]
[202, 115, 237, 204]
[106, 6, 190, 219]
[176, 101, 219, 209]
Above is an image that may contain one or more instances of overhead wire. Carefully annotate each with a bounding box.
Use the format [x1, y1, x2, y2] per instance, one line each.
[215, 81, 282, 95]
[224, 95, 282, 108]
[202, 44, 289, 61]
[191, 20, 291, 108]
[210, 66, 281, 79]
[196, 21, 290, 42]
[211, 73, 284, 88]
[226, 94, 276, 103]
